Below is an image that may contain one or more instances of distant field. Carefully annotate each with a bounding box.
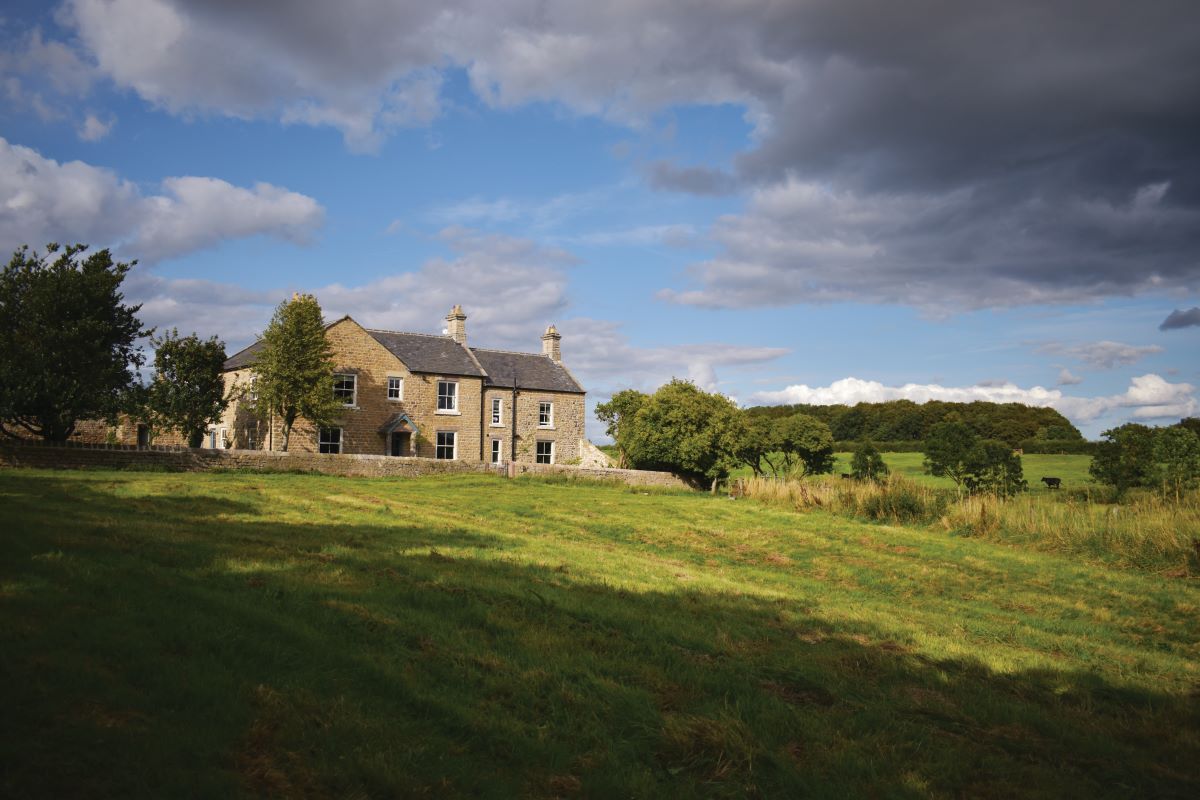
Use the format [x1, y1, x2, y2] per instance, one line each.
[1, 468, 1196, 798]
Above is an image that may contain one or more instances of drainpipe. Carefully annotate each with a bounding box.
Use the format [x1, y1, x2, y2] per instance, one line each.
[510, 371, 518, 465]
[479, 378, 486, 462]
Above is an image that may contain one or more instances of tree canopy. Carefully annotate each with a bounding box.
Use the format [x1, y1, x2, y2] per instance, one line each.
[251, 294, 340, 451]
[1089, 423, 1157, 496]
[605, 379, 742, 486]
[0, 244, 149, 442]
[850, 440, 889, 481]
[148, 329, 229, 448]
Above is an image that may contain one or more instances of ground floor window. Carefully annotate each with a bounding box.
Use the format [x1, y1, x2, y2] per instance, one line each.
[490, 438, 502, 464]
[536, 440, 554, 464]
[436, 431, 457, 460]
[245, 427, 258, 450]
[318, 427, 342, 454]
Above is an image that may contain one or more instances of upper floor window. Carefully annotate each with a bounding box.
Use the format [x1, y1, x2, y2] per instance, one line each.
[437, 380, 458, 412]
[248, 376, 259, 408]
[333, 373, 356, 406]
[538, 401, 554, 427]
[387, 376, 404, 400]
[318, 427, 342, 454]
[491, 397, 503, 426]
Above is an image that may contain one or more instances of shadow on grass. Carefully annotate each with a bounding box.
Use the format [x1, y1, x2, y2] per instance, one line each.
[1, 473, 1197, 799]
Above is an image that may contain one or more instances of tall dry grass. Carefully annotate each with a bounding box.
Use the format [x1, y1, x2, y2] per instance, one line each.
[737, 475, 1200, 574]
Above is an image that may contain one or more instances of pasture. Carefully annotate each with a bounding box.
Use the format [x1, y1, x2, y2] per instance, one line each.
[1, 468, 1197, 798]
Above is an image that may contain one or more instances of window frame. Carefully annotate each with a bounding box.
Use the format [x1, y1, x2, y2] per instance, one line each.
[247, 376, 259, 408]
[490, 438, 502, 465]
[435, 430, 457, 460]
[490, 396, 503, 426]
[333, 373, 357, 407]
[318, 427, 343, 455]
[535, 440, 554, 465]
[387, 375, 404, 401]
[538, 401, 554, 428]
[436, 380, 459, 414]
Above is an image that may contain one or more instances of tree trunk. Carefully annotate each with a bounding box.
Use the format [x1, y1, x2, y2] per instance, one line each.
[187, 430, 204, 448]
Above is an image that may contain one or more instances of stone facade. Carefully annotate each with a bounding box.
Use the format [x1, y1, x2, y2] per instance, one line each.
[213, 309, 586, 465]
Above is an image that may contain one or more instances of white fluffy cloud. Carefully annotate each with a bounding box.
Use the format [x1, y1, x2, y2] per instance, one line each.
[751, 374, 1198, 427]
[0, 138, 324, 261]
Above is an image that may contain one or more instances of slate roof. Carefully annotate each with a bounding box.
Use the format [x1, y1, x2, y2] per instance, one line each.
[223, 319, 580, 393]
[471, 348, 585, 394]
[365, 330, 486, 377]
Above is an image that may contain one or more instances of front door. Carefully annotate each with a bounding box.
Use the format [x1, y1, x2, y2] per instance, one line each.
[390, 431, 411, 456]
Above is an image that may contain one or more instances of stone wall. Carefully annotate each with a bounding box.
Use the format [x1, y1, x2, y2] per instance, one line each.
[0, 441, 691, 488]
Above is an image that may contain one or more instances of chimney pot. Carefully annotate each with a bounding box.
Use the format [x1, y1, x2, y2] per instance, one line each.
[445, 304, 468, 345]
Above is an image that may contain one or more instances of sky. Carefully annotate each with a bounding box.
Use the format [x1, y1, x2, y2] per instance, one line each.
[1, 0, 1198, 441]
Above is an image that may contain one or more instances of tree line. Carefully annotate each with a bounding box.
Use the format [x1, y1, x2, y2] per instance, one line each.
[744, 398, 1083, 448]
[1, 244, 342, 449]
[599, 380, 1200, 497]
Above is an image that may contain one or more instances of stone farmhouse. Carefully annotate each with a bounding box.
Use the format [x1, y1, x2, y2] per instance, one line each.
[214, 306, 587, 465]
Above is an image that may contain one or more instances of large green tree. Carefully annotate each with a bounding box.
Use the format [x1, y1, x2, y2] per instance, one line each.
[619, 379, 743, 488]
[775, 413, 836, 477]
[733, 412, 782, 477]
[0, 244, 149, 441]
[148, 329, 230, 448]
[1089, 423, 1156, 496]
[252, 294, 341, 451]
[922, 420, 979, 489]
[963, 439, 1027, 497]
[594, 389, 647, 468]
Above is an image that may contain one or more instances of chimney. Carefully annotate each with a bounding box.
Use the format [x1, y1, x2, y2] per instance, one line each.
[541, 324, 562, 362]
[445, 304, 467, 345]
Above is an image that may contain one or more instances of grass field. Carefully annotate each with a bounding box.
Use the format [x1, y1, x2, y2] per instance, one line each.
[2, 468, 1198, 798]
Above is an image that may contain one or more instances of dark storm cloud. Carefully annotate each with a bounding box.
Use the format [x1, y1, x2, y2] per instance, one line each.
[1160, 308, 1200, 330]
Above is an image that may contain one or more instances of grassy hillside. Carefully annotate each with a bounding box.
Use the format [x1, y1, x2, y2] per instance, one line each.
[1, 469, 1197, 798]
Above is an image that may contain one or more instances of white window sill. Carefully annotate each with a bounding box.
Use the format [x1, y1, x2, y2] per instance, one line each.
[538, 426, 555, 431]
[490, 423, 505, 428]
[436, 410, 461, 416]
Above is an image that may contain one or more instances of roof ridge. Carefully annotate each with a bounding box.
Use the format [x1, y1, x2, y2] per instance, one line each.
[364, 327, 448, 339]
[471, 345, 549, 358]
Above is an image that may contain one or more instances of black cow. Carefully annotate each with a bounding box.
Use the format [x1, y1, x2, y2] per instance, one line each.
[1041, 476, 1062, 489]
[840, 473, 852, 480]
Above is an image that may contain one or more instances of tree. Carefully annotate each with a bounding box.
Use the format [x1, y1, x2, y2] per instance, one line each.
[620, 379, 742, 488]
[1089, 423, 1156, 496]
[963, 439, 1026, 497]
[733, 412, 779, 477]
[148, 329, 230, 448]
[923, 420, 978, 489]
[0, 244, 149, 441]
[850, 439, 889, 481]
[252, 294, 341, 451]
[776, 413, 835, 477]
[594, 389, 647, 468]
[1153, 426, 1200, 494]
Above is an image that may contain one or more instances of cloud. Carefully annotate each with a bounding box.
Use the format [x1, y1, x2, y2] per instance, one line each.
[751, 374, 1198, 427]
[0, 137, 324, 262]
[1159, 307, 1200, 330]
[1035, 340, 1164, 370]
[661, 176, 1200, 310]
[76, 112, 114, 141]
[1056, 368, 1083, 386]
[645, 161, 736, 196]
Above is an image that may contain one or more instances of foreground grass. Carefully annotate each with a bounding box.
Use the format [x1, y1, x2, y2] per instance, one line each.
[1, 469, 1197, 798]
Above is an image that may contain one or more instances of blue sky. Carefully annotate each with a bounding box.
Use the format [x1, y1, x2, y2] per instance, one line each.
[2, 0, 1198, 439]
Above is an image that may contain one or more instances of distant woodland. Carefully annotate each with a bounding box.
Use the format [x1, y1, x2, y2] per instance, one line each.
[743, 400, 1086, 451]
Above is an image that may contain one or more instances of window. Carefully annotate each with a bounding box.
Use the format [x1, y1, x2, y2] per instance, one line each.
[218, 428, 228, 449]
[333, 373, 357, 406]
[536, 440, 554, 464]
[387, 376, 404, 400]
[491, 397, 503, 426]
[437, 380, 458, 412]
[538, 401, 554, 427]
[208, 429, 217, 449]
[245, 427, 258, 451]
[318, 427, 342, 454]
[490, 438, 502, 464]
[436, 431, 457, 460]
[248, 376, 259, 408]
